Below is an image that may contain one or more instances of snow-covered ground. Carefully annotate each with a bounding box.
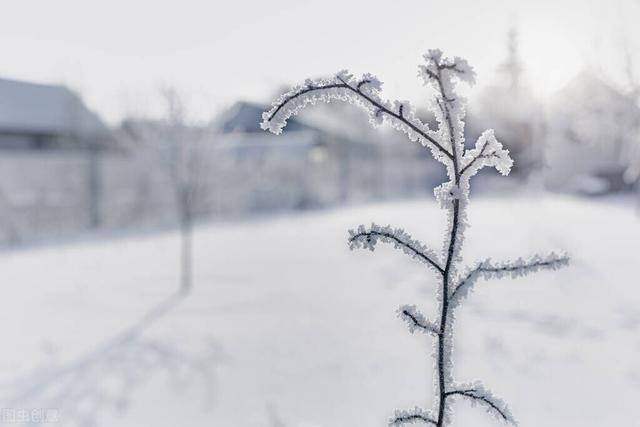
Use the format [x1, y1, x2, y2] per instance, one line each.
[0, 193, 638, 426]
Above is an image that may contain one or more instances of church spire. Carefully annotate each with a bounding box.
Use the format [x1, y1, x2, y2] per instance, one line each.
[499, 27, 523, 92]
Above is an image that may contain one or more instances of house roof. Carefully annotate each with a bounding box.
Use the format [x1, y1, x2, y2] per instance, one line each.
[550, 70, 638, 113]
[0, 78, 113, 144]
[216, 101, 379, 157]
[219, 101, 317, 134]
[545, 69, 639, 166]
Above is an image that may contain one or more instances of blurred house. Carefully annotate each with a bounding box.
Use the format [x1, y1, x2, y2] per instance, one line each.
[0, 78, 115, 150]
[0, 77, 118, 243]
[544, 71, 640, 195]
[217, 101, 380, 209]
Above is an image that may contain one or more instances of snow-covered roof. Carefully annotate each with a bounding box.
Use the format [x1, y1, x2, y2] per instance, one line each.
[217, 101, 373, 152]
[550, 71, 638, 114]
[220, 101, 314, 134]
[544, 70, 639, 192]
[0, 78, 113, 143]
[546, 70, 638, 151]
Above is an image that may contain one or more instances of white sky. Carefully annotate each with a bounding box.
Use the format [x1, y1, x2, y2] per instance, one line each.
[1, 0, 638, 124]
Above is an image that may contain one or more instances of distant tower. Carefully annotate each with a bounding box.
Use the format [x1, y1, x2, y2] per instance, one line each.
[498, 28, 523, 93]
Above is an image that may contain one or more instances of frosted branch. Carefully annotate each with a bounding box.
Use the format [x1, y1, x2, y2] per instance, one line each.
[418, 49, 476, 89]
[451, 252, 570, 303]
[348, 224, 444, 274]
[398, 305, 439, 336]
[460, 130, 513, 179]
[446, 383, 516, 424]
[390, 407, 437, 426]
[418, 50, 474, 191]
[261, 70, 453, 164]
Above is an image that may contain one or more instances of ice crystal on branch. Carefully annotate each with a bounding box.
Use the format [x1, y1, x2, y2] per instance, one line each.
[447, 382, 516, 424]
[390, 407, 437, 426]
[261, 50, 569, 427]
[433, 182, 463, 208]
[461, 130, 514, 179]
[261, 70, 452, 166]
[451, 252, 570, 305]
[398, 305, 439, 335]
[418, 50, 476, 95]
[348, 224, 443, 274]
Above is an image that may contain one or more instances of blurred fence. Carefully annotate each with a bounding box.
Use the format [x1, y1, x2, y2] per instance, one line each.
[0, 145, 442, 245]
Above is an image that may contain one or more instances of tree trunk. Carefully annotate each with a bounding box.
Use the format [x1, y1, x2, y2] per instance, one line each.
[180, 216, 192, 293]
[87, 144, 101, 228]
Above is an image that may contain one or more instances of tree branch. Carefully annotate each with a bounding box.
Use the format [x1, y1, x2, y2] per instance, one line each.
[265, 77, 453, 160]
[398, 305, 439, 336]
[451, 254, 570, 302]
[266, 82, 346, 122]
[348, 225, 444, 274]
[445, 389, 515, 424]
[390, 408, 437, 426]
[460, 140, 489, 176]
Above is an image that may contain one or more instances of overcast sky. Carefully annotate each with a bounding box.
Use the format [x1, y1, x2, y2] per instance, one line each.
[1, 0, 638, 124]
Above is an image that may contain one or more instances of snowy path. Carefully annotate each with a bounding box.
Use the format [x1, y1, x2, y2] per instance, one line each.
[0, 194, 638, 426]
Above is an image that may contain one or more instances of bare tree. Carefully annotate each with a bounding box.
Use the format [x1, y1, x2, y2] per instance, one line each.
[261, 51, 569, 426]
[165, 89, 198, 293]
[125, 88, 213, 292]
[620, 37, 640, 192]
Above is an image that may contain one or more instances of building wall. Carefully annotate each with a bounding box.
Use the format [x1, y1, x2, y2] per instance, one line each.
[0, 142, 441, 246]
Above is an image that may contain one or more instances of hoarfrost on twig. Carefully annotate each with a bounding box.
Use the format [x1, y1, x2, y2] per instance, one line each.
[348, 223, 443, 274]
[451, 252, 570, 305]
[390, 407, 437, 426]
[446, 382, 516, 425]
[397, 305, 439, 335]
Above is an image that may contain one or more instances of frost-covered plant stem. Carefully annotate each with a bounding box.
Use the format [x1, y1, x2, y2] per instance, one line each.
[437, 217, 454, 424]
[434, 64, 461, 426]
[261, 51, 569, 426]
[437, 211, 457, 425]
